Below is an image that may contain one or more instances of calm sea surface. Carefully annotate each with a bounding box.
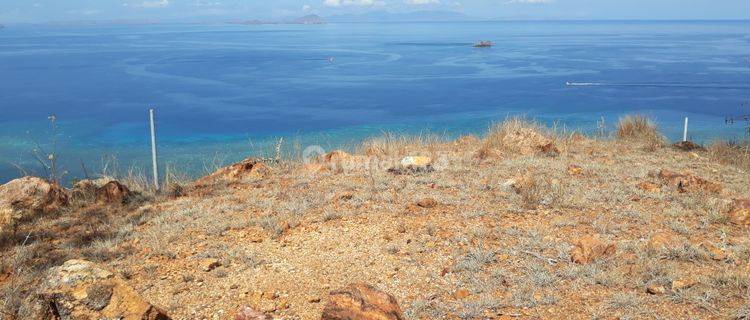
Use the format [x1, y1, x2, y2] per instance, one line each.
[1, 21, 749, 183]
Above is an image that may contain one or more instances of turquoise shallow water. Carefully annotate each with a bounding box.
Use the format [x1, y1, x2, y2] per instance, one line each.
[1, 21, 749, 184]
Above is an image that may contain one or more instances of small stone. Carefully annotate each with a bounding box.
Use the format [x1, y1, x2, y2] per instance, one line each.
[671, 278, 698, 291]
[416, 198, 438, 209]
[567, 165, 583, 175]
[637, 181, 661, 193]
[646, 284, 666, 295]
[234, 306, 270, 320]
[396, 225, 406, 233]
[453, 289, 471, 300]
[400, 156, 432, 167]
[199, 259, 221, 272]
[538, 142, 560, 157]
[570, 234, 616, 264]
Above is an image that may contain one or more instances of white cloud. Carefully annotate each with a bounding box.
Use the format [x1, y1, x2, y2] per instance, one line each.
[323, 0, 384, 7]
[505, 0, 554, 4]
[303, 4, 313, 12]
[138, 0, 170, 8]
[405, 0, 440, 5]
[191, 1, 222, 7]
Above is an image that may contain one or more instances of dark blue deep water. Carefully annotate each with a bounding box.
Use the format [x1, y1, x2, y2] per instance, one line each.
[1, 21, 750, 183]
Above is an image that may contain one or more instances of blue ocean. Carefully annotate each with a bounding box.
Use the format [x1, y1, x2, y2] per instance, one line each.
[1, 21, 749, 183]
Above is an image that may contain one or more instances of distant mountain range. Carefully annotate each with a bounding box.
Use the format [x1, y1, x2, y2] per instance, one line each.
[232, 14, 325, 25]
[328, 10, 471, 23]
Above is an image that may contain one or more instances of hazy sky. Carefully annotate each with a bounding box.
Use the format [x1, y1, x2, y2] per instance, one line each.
[1, 0, 749, 23]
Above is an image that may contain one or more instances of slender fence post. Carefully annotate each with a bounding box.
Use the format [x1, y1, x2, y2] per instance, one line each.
[683, 117, 689, 142]
[149, 108, 159, 191]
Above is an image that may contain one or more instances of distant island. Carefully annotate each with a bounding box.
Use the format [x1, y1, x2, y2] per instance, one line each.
[231, 14, 325, 26]
[230, 11, 475, 26]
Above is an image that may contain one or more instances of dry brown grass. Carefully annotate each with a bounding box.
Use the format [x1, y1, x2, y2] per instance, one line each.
[708, 140, 750, 172]
[357, 131, 447, 157]
[482, 117, 553, 154]
[3, 119, 750, 319]
[615, 114, 666, 146]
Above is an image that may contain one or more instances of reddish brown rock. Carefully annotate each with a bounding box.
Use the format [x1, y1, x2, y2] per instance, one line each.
[672, 140, 705, 152]
[657, 169, 722, 194]
[40, 259, 170, 320]
[321, 284, 404, 320]
[570, 234, 616, 264]
[637, 181, 661, 193]
[96, 181, 133, 204]
[416, 198, 438, 209]
[671, 278, 698, 291]
[197, 158, 272, 185]
[728, 199, 750, 226]
[453, 289, 471, 300]
[1, 176, 69, 232]
[646, 284, 666, 295]
[647, 232, 683, 252]
[235, 306, 270, 320]
[538, 142, 560, 157]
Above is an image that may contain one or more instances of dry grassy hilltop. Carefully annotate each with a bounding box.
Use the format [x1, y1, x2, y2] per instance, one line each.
[1, 116, 749, 320]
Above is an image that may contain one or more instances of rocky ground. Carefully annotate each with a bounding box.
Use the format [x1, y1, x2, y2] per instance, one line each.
[1, 118, 749, 320]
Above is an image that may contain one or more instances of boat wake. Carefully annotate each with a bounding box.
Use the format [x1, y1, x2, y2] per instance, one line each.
[565, 82, 750, 89]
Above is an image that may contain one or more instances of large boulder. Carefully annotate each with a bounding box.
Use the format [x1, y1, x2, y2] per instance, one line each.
[728, 199, 750, 226]
[570, 234, 616, 264]
[0, 176, 69, 232]
[196, 158, 272, 185]
[71, 178, 112, 202]
[40, 259, 170, 320]
[96, 181, 133, 205]
[321, 284, 404, 320]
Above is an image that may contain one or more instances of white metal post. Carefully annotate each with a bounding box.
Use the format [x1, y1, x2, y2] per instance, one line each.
[149, 108, 159, 191]
[683, 117, 689, 142]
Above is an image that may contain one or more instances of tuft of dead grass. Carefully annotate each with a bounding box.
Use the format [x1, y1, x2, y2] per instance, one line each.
[481, 117, 554, 156]
[357, 131, 446, 158]
[615, 114, 666, 147]
[708, 140, 750, 172]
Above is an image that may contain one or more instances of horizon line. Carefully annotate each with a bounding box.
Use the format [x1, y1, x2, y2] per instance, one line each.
[4, 18, 750, 27]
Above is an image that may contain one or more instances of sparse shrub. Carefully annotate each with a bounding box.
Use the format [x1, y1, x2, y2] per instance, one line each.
[512, 173, 566, 209]
[660, 243, 710, 262]
[455, 247, 496, 272]
[607, 292, 641, 310]
[322, 209, 343, 222]
[615, 114, 666, 147]
[385, 243, 400, 254]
